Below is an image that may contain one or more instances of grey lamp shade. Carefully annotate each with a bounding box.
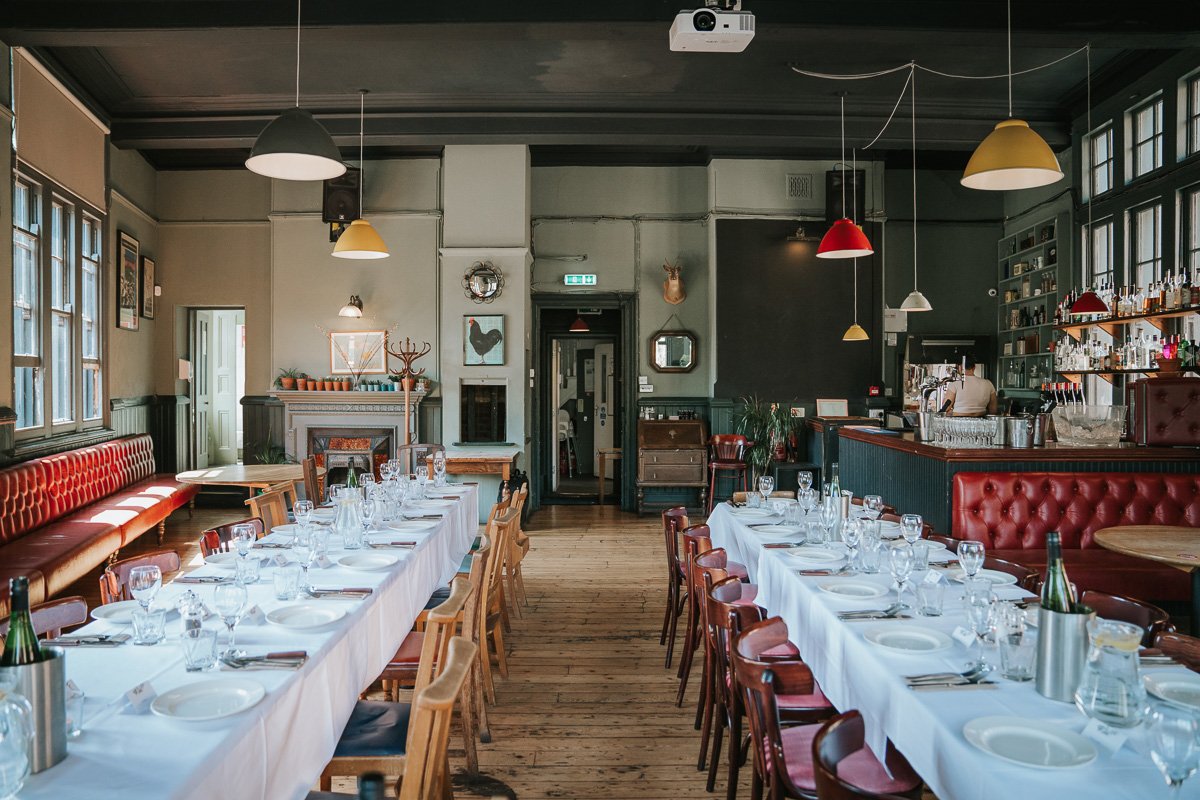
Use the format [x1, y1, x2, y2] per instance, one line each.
[245, 107, 346, 181]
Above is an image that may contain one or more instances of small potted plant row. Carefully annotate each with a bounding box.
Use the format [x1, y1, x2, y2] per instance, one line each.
[278, 370, 355, 391]
[357, 379, 398, 392]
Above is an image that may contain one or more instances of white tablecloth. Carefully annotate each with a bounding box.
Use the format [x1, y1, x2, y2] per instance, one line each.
[21, 485, 478, 800]
[709, 503, 1194, 800]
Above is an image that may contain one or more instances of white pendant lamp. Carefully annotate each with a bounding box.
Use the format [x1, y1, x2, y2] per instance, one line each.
[901, 71, 932, 312]
[818, 95, 874, 259]
[960, 0, 1063, 191]
[246, 0, 346, 181]
[333, 90, 389, 260]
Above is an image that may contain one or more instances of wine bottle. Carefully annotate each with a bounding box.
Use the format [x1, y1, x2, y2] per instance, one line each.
[346, 466, 359, 490]
[828, 462, 840, 503]
[0, 576, 45, 665]
[357, 772, 387, 800]
[1040, 532, 1077, 613]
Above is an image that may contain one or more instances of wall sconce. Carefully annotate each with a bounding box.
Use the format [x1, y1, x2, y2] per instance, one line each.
[338, 295, 364, 318]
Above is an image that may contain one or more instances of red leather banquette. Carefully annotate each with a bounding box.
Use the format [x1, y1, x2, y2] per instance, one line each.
[0, 435, 198, 614]
[952, 472, 1200, 603]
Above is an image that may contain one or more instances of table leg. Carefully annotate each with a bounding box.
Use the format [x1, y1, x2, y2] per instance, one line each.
[598, 455, 606, 503]
[1192, 569, 1200, 637]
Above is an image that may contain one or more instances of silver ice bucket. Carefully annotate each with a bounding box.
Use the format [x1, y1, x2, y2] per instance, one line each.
[916, 412, 936, 442]
[1035, 607, 1094, 703]
[0, 647, 68, 773]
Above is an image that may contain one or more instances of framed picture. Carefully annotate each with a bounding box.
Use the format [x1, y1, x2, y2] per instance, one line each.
[464, 315, 504, 365]
[329, 330, 388, 375]
[140, 256, 156, 319]
[815, 398, 850, 417]
[116, 231, 140, 331]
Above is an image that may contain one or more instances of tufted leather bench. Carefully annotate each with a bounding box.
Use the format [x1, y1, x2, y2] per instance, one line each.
[0, 435, 199, 614]
[952, 472, 1200, 603]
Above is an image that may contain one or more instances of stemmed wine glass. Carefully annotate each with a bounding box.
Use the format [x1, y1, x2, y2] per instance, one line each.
[292, 526, 315, 585]
[900, 514, 923, 545]
[1149, 703, 1200, 796]
[797, 471, 813, 493]
[958, 540, 986, 579]
[128, 565, 162, 612]
[757, 475, 775, 507]
[818, 501, 839, 545]
[963, 580, 997, 672]
[294, 499, 313, 528]
[863, 495, 884, 520]
[232, 523, 256, 558]
[797, 488, 817, 518]
[887, 543, 914, 608]
[213, 583, 249, 659]
[841, 516, 862, 570]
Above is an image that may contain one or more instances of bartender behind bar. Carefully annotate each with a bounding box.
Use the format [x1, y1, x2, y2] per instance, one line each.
[941, 357, 997, 417]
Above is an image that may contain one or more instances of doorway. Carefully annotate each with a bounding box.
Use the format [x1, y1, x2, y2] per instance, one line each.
[189, 308, 246, 468]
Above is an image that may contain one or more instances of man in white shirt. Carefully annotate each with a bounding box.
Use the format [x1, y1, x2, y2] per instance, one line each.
[942, 357, 997, 417]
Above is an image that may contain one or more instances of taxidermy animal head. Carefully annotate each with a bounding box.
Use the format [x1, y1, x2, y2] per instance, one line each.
[663, 261, 685, 305]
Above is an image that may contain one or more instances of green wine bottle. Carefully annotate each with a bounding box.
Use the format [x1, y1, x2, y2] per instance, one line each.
[1, 576, 45, 665]
[1040, 531, 1076, 613]
[346, 466, 359, 490]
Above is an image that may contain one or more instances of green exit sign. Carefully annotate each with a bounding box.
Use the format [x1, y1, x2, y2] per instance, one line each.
[563, 274, 597, 286]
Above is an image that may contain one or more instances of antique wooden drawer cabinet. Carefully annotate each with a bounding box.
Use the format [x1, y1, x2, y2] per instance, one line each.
[636, 419, 708, 514]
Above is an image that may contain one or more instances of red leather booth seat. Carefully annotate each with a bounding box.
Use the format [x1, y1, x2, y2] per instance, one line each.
[0, 435, 198, 613]
[952, 472, 1200, 603]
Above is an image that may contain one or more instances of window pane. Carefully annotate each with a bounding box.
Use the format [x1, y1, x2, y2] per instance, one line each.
[82, 364, 102, 421]
[15, 367, 42, 430]
[1192, 78, 1200, 154]
[82, 214, 100, 362]
[1133, 205, 1162, 287]
[52, 312, 73, 423]
[1191, 189, 1200, 271]
[13, 230, 38, 356]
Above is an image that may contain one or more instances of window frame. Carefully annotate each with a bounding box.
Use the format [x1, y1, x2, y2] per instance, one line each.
[1183, 71, 1200, 160]
[1081, 217, 1116, 289]
[1126, 94, 1165, 182]
[12, 163, 107, 441]
[1085, 123, 1115, 200]
[1127, 200, 1164, 288]
[1182, 183, 1200, 277]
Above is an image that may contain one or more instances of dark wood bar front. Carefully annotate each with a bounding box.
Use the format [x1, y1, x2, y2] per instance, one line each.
[838, 426, 1200, 533]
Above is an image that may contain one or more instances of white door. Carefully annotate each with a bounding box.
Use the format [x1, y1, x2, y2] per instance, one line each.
[210, 310, 240, 465]
[192, 311, 212, 469]
[550, 341, 561, 493]
[593, 342, 614, 474]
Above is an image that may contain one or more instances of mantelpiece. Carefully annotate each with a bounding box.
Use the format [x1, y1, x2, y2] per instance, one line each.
[269, 390, 426, 462]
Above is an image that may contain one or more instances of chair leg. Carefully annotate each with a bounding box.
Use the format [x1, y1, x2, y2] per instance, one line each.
[459, 690, 479, 774]
[707, 469, 717, 514]
[320, 776, 332, 791]
[491, 623, 509, 678]
[506, 570, 522, 619]
[675, 591, 698, 705]
[497, 582, 511, 632]
[665, 585, 684, 669]
[726, 712, 743, 800]
[480, 632, 496, 704]
[471, 656, 492, 742]
[188, 498, 195, 519]
[660, 576, 675, 647]
[515, 565, 529, 606]
[706, 697, 725, 792]
[696, 644, 714, 764]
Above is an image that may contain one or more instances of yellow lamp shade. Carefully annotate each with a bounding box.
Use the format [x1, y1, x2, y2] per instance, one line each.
[961, 119, 1063, 191]
[842, 323, 869, 342]
[332, 219, 389, 259]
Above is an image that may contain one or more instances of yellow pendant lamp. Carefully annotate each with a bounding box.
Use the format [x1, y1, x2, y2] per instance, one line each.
[333, 90, 389, 260]
[961, 0, 1063, 191]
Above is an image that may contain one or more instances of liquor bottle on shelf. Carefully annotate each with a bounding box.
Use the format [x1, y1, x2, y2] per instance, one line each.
[0, 576, 45, 666]
[1041, 532, 1077, 613]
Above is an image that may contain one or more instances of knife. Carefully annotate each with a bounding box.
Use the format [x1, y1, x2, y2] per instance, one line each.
[910, 681, 998, 691]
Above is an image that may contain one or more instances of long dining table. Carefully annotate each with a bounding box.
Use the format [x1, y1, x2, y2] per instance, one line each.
[708, 501, 1193, 800]
[20, 484, 478, 800]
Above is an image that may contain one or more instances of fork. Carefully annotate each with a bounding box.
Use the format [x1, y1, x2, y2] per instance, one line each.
[904, 665, 990, 685]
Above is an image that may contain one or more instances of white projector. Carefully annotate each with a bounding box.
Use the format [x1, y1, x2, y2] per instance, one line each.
[669, 7, 755, 52]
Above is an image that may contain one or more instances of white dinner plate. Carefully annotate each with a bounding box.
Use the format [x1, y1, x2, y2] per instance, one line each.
[1144, 671, 1200, 711]
[416, 499, 454, 508]
[920, 539, 948, 551]
[266, 603, 347, 630]
[750, 524, 805, 536]
[270, 523, 300, 536]
[948, 568, 1018, 586]
[783, 547, 842, 564]
[151, 678, 266, 722]
[864, 625, 953, 654]
[204, 551, 241, 568]
[963, 716, 1097, 769]
[338, 552, 399, 571]
[819, 581, 888, 599]
[90, 599, 177, 624]
[310, 507, 336, 521]
[730, 507, 777, 519]
[387, 520, 437, 532]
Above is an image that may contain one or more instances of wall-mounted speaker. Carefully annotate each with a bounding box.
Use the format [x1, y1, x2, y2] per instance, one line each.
[322, 167, 360, 223]
[825, 168, 866, 225]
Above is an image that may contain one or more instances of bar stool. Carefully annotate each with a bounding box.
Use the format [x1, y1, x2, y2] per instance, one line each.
[707, 434, 751, 514]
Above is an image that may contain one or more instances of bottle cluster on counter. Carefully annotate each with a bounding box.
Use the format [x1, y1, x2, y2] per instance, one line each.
[1040, 382, 1085, 408]
[1055, 268, 1200, 324]
[1053, 332, 1193, 372]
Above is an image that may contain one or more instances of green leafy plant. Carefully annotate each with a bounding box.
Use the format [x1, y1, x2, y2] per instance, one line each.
[274, 367, 302, 388]
[252, 440, 293, 465]
[733, 395, 796, 482]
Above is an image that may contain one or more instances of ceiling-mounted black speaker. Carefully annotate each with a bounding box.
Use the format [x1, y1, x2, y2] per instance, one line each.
[322, 167, 360, 223]
[825, 168, 866, 225]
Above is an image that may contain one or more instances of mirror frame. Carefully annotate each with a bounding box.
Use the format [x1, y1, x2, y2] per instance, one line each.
[462, 261, 505, 303]
[648, 329, 698, 373]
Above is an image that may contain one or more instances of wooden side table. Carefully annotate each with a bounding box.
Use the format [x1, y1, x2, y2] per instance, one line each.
[597, 448, 623, 503]
[1094, 525, 1200, 634]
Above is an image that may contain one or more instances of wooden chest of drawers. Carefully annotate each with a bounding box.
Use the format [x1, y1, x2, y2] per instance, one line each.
[636, 419, 708, 514]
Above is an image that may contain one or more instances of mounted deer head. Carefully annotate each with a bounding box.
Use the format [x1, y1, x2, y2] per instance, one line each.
[662, 261, 685, 305]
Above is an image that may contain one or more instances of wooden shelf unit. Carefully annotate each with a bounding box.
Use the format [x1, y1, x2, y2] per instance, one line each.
[996, 214, 1064, 392]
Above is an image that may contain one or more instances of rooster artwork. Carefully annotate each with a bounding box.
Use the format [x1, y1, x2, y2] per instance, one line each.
[464, 315, 505, 365]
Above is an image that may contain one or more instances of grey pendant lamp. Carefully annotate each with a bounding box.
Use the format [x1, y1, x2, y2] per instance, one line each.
[246, 0, 346, 181]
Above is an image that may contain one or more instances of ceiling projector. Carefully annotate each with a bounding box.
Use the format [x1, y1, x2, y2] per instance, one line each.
[669, 5, 755, 52]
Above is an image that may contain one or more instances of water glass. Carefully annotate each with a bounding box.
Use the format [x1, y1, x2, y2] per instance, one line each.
[132, 608, 166, 645]
[274, 561, 303, 600]
[863, 495, 884, 519]
[784, 503, 803, 527]
[129, 564, 162, 611]
[746, 492, 762, 509]
[858, 539, 881, 574]
[433, 452, 448, 487]
[998, 604, 1036, 681]
[797, 471, 813, 492]
[770, 500, 788, 518]
[958, 540, 986, 578]
[181, 628, 218, 672]
[343, 521, 365, 550]
[915, 580, 945, 616]
[1149, 703, 1200, 795]
[232, 523, 256, 557]
[910, 540, 930, 573]
[900, 514, 922, 544]
[757, 475, 775, 505]
[294, 499, 314, 526]
[65, 683, 85, 739]
[234, 555, 261, 586]
[0, 690, 31, 799]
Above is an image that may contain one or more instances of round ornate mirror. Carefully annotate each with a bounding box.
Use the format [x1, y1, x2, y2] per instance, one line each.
[462, 261, 505, 303]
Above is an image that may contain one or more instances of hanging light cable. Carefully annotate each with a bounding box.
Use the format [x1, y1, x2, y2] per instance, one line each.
[961, 0, 1063, 191]
[246, 0, 345, 181]
[843, 147, 868, 340]
[1070, 45, 1107, 316]
[333, 90, 389, 259]
[818, 94, 874, 259]
[901, 68, 932, 312]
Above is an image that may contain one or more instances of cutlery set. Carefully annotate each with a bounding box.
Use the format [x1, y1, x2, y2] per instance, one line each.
[175, 575, 234, 585]
[367, 541, 416, 549]
[905, 666, 996, 690]
[838, 604, 908, 621]
[220, 650, 309, 671]
[304, 586, 373, 600]
[43, 633, 132, 647]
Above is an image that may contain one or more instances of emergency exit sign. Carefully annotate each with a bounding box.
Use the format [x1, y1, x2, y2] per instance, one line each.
[563, 274, 597, 286]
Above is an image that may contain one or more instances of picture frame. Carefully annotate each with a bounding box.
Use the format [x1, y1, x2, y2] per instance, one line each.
[116, 231, 140, 331]
[464, 315, 505, 365]
[815, 398, 850, 417]
[140, 256, 156, 319]
[329, 330, 388, 375]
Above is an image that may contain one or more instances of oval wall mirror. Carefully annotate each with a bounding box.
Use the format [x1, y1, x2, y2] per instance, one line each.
[649, 330, 698, 373]
[463, 261, 504, 303]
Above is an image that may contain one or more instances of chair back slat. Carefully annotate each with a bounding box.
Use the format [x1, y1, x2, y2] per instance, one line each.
[100, 550, 182, 604]
[396, 443, 446, 476]
[0, 596, 88, 641]
[463, 535, 494, 651]
[709, 434, 748, 462]
[200, 517, 266, 557]
[244, 482, 293, 533]
[399, 636, 478, 800]
[302, 456, 321, 503]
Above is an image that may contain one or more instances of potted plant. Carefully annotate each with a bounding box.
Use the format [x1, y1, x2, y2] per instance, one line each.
[341, 378, 352, 391]
[274, 367, 302, 391]
[296, 375, 308, 391]
[322, 377, 333, 391]
[733, 395, 795, 483]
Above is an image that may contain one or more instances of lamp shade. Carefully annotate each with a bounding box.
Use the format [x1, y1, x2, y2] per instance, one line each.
[569, 316, 590, 333]
[246, 107, 346, 181]
[817, 218, 874, 259]
[842, 323, 869, 342]
[1069, 290, 1108, 316]
[899, 290, 932, 312]
[338, 295, 364, 317]
[332, 219, 389, 259]
[961, 119, 1063, 191]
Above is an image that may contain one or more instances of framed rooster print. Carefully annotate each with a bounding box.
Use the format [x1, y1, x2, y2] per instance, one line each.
[464, 315, 504, 366]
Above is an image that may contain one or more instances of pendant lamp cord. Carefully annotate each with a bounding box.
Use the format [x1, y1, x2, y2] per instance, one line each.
[358, 90, 366, 209]
[1006, 0, 1013, 118]
[852, 146, 859, 324]
[911, 69, 918, 290]
[840, 94, 847, 216]
[1085, 45, 1092, 261]
[294, 0, 302, 107]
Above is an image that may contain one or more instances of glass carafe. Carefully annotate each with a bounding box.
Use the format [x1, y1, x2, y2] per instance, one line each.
[0, 674, 33, 799]
[331, 485, 364, 546]
[1074, 618, 1146, 728]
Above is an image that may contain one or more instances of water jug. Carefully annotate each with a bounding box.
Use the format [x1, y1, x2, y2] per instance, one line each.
[1074, 618, 1146, 728]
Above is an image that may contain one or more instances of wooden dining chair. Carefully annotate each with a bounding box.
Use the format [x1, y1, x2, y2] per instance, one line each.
[708, 434, 751, 513]
[983, 556, 1041, 594]
[1081, 590, 1175, 646]
[200, 517, 266, 556]
[813, 710, 923, 800]
[692, 547, 745, 767]
[660, 506, 690, 667]
[99, 550, 182, 604]
[244, 482, 293, 533]
[321, 636, 477, 799]
[731, 490, 797, 504]
[460, 534, 495, 750]
[302, 455, 321, 503]
[503, 483, 531, 618]
[0, 596, 88, 640]
[396, 443, 446, 475]
[1151, 631, 1200, 672]
[480, 508, 520, 695]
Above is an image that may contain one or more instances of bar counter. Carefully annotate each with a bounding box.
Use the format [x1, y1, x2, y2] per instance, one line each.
[838, 426, 1200, 533]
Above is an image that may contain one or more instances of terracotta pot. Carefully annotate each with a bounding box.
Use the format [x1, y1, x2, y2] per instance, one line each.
[296, 378, 308, 391]
[342, 379, 352, 391]
[323, 381, 333, 391]
[401, 377, 415, 392]
[1156, 357, 1183, 377]
[280, 377, 296, 390]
